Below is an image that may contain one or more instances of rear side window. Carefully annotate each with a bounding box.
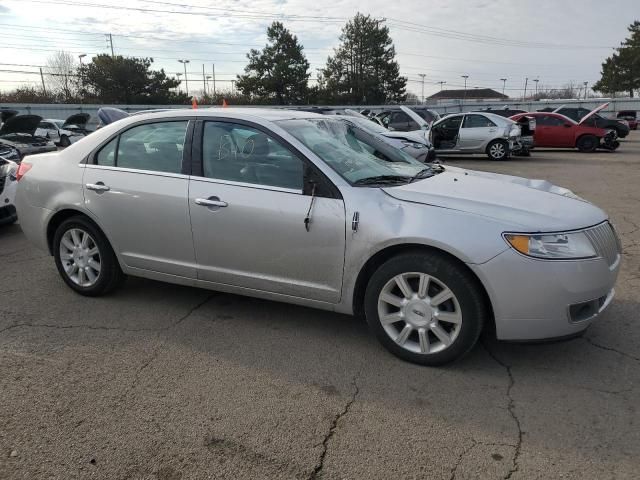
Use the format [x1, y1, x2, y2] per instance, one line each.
[96, 137, 117, 166]
[95, 121, 188, 174]
[462, 114, 496, 128]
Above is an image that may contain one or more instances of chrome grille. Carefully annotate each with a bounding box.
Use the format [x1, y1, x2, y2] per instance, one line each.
[585, 222, 620, 266]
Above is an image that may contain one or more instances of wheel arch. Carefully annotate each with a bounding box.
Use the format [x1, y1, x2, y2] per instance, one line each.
[46, 208, 114, 256]
[351, 243, 495, 330]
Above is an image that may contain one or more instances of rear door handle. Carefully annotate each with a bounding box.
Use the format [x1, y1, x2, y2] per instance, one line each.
[195, 197, 228, 208]
[86, 182, 110, 192]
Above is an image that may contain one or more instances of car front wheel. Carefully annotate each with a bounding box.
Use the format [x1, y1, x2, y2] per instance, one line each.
[53, 216, 124, 296]
[576, 135, 598, 152]
[364, 252, 487, 366]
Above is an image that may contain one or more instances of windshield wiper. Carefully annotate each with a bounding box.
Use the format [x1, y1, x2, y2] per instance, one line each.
[409, 164, 444, 183]
[353, 175, 410, 186]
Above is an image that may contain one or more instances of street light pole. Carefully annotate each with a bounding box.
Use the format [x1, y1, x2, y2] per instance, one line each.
[583, 81, 589, 100]
[78, 54, 86, 102]
[461, 75, 469, 110]
[438, 81, 446, 91]
[500, 78, 507, 96]
[523, 77, 528, 101]
[533, 78, 539, 98]
[176, 73, 182, 93]
[178, 59, 190, 96]
[418, 73, 426, 104]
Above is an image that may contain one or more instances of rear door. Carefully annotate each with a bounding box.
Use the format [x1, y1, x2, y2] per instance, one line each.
[83, 119, 197, 278]
[457, 114, 498, 150]
[188, 119, 346, 303]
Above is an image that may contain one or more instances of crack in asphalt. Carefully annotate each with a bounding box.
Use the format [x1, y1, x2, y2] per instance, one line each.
[309, 372, 361, 480]
[482, 343, 523, 480]
[584, 337, 640, 363]
[0, 293, 218, 337]
[114, 293, 215, 403]
[449, 439, 478, 480]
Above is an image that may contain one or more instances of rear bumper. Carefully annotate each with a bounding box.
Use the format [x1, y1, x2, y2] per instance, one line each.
[469, 247, 620, 341]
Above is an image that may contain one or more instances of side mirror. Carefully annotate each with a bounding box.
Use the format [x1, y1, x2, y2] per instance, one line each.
[387, 126, 396, 131]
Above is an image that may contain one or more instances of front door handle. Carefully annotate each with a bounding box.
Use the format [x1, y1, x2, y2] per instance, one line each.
[195, 197, 228, 208]
[86, 182, 110, 192]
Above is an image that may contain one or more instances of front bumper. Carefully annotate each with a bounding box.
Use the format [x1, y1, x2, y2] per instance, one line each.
[469, 247, 620, 341]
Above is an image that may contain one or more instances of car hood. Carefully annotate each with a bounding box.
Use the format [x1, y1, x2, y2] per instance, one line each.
[579, 103, 609, 125]
[0, 114, 42, 136]
[382, 166, 607, 231]
[63, 113, 90, 128]
[399, 106, 430, 130]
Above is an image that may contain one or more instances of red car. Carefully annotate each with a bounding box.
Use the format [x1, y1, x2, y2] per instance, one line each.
[510, 107, 619, 152]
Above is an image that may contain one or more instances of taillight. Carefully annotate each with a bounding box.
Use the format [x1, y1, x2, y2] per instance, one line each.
[16, 162, 32, 181]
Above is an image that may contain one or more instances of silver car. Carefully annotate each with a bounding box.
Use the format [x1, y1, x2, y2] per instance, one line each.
[430, 112, 522, 160]
[14, 109, 620, 365]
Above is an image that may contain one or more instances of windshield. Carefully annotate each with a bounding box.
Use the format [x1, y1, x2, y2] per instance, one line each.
[277, 118, 435, 185]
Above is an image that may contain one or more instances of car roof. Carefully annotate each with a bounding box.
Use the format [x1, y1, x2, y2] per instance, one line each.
[518, 111, 577, 123]
[127, 107, 325, 123]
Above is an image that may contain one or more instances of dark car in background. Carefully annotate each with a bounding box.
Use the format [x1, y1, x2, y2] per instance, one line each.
[539, 104, 630, 138]
[617, 110, 637, 130]
[0, 110, 57, 159]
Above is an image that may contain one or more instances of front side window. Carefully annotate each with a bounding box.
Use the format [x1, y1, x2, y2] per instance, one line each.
[201, 122, 304, 190]
[95, 121, 188, 174]
[277, 118, 430, 185]
[537, 115, 565, 127]
[439, 116, 463, 130]
[462, 114, 497, 128]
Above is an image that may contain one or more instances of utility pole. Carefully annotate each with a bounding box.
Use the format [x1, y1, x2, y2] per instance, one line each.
[202, 64, 206, 96]
[418, 73, 426, 104]
[212, 64, 217, 97]
[107, 34, 114, 57]
[500, 78, 507, 96]
[231, 80, 235, 95]
[461, 75, 469, 110]
[178, 59, 190, 96]
[583, 81, 588, 99]
[39, 67, 46, 95]
[438, 81, 446, 91]
[523, 77, 528, 101]
[78, 54, 86, 103]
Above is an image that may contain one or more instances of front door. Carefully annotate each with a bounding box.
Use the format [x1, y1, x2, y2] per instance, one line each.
[189, 120, 346, 304]
[534, 115, 575, 147]
[432, 115, 463, 151]
[83, 120, 196, 277]
[458, 114, 498, 150]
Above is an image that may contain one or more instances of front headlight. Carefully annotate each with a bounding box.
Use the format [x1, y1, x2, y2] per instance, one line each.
[504, 231, 597, 259]
[508, 125, 521, 138]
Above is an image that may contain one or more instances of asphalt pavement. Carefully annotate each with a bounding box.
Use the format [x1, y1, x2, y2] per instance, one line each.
[1, 132, 639, 479]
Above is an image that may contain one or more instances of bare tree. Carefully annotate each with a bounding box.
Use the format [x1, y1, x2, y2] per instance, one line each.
[45, 51, 78, 100]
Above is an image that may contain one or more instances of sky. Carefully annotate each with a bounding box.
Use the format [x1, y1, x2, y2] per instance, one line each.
[0, 0, 637, 99]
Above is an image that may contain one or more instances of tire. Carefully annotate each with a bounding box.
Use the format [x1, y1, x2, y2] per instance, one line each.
[53, 216, 124, 296]
[486, 140, 509, 160]
[364, 252, 488, 366]
[59, 135, 71, 147]
[576, 135, 598, 152]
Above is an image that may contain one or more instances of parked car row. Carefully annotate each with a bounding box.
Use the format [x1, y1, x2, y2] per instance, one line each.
[0, 109, 93, 160]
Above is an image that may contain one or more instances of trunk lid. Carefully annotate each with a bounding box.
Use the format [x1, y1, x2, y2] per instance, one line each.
[0, 114, 43, 136]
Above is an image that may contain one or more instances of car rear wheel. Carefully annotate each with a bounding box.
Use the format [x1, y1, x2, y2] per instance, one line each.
[364, 252, 487, 366]
[53, 216, 124, 296]
[59, 135, 71, 147]
[576, 135, 598, 152]
[486, 140, 509, 160]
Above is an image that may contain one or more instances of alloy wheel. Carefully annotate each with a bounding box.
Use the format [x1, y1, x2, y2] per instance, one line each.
[59, 228, 102, 287]
[489, 142, 506, 159]
[377, 272, 463, 355]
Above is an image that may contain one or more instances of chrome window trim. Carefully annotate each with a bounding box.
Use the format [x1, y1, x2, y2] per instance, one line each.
[84, 164, 190, 180]
[188, 174, 303, 195]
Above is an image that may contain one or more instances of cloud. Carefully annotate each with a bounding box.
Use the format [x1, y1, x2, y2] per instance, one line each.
[0, 5, 11, 14]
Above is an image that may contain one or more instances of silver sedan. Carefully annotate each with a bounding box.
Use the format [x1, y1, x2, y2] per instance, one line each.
[14, 109, 620, 365]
